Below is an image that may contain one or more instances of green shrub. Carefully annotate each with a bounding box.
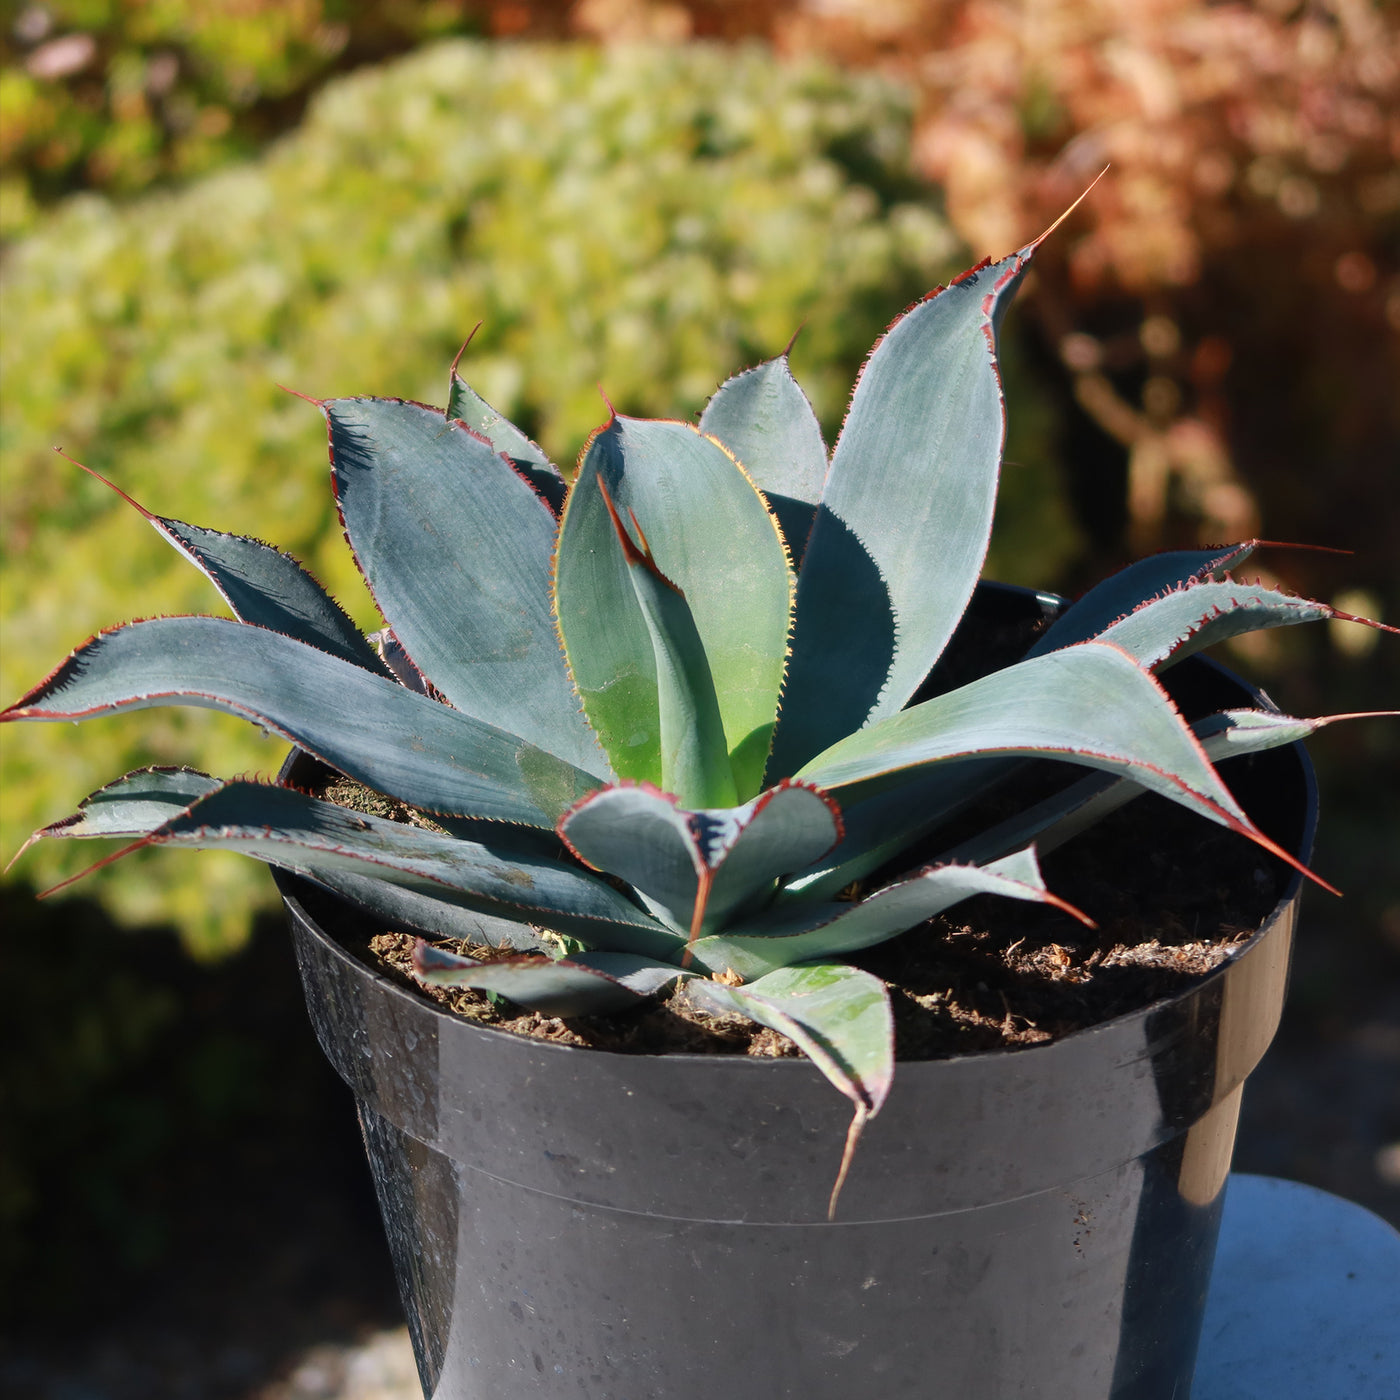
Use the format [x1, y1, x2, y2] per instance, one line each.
[0, 39, 1080, 956]
[0, 0, 490, 235]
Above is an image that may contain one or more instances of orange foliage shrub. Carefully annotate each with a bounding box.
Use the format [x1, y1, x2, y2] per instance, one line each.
[567, 0, 1399, 579]
[563, 1, 1396, 291]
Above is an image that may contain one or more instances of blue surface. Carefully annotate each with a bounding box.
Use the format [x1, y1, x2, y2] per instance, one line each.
[1195, 1174, 1400, 1399]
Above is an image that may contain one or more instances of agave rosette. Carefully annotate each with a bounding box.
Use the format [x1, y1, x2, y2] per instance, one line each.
[6, 238, 1393, 1212]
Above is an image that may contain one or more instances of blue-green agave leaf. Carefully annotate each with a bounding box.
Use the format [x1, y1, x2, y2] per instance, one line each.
[686, 961, 893, 1217]
[120, 780, 682, 955]
[689, 846, 1088, 982]
[303, 869, 550, 952]
[160, 521, 395, 676]
[412, 941, 687, 1016]
[325, 396, 608, 775]
[447, 364, 568, 513]
[1025, 543, 1260, 658]
[554, 415, 793, 798]
[698, 350, 827, 567]
[800, 703, 1330, 896]
[367, 627, 433, 694]
[795, 641, 1317, 883]
[1, 617, 604, 827]
[1088, 579, 1391, 671]
[75, 459, 392, 675]
[780, 760, 1011, 903]
[797, 606, 1393, 897]
[26, 766, 222, 843]
[558, 779, 842, 941]
[941, 707, 1398, 869]
[769, 249, 1036, 778]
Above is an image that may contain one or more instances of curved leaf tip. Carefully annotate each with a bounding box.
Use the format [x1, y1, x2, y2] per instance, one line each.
[447, 322, 483, 382]
[275, 383, 326, 409]
[1022, 165, 1109, 254]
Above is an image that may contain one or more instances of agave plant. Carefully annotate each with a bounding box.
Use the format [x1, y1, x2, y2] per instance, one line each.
[5, 230, 1393, 1214]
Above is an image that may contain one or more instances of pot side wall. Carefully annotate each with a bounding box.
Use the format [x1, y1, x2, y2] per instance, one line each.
[278, 587, 1316, 1400]
[282, 802, 1303, 1400]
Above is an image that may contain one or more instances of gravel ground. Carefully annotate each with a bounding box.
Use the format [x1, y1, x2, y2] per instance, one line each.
[253, 1330, 420, 1400]
[0, 1329, 422, 1400]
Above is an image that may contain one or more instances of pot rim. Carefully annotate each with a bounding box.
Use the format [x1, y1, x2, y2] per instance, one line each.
[280, 849, 1303, 1077]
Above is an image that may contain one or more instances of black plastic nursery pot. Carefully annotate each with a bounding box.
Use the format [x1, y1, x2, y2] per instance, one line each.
[275, 587, 1317, 1400]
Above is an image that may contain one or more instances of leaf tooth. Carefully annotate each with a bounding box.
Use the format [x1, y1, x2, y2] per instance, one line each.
[950, 255, 994, 287]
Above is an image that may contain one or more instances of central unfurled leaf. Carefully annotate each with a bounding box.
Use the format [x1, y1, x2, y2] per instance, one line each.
[324, 397, 608, 776]
[592, 479, 737, 808]
[686, 961, 894, 1218]
[768, 249, 1037, 779]
[699, 350, 828, 567]
[1, 617, 603, 827]
[553, 416, 793, 799]
[558, 780, 842, 941]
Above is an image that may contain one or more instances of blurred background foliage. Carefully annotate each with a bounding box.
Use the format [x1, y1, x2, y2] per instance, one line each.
[4, 37, 1095, 955]
[5, 1, 1396, 563]
[0, 0, 488, 236]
